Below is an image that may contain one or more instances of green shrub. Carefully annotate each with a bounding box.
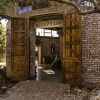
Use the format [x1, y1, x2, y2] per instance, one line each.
[0, 25, 6, 52]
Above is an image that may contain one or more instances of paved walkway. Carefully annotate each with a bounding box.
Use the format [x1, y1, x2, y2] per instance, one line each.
[0, 80, 71, 100]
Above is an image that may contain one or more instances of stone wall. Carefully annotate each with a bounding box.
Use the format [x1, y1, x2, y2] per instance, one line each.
[6, 20, 11, 78]
[30, 21, 36, 79]
[82, 13, 100, 87]
[36, 36, 60, 63]
[58, 30, 63, 63]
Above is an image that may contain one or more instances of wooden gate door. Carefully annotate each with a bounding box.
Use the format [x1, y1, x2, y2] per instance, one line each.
[11, 18, 29, 81]
[63, 14, 82, 86]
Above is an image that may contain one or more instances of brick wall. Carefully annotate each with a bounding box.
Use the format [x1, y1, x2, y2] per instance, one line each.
[36, 36, 60, 64]
[82, 13, 100, 87]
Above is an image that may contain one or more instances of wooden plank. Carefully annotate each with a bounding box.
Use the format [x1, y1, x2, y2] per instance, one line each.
[34, 20, 63, 29]
[63, 14, 82, 86]
[11, 18, 29, 81]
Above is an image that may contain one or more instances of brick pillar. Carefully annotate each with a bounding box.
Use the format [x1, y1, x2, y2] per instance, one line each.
[6, 20, 11, 78]
[30, 20, 36, 79]
[82, 13, 100, 87]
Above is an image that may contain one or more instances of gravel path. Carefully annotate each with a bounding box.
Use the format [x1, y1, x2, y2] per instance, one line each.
[0, 80, 71, 100]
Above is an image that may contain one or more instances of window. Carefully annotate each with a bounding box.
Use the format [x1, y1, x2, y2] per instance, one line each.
[36, 29, 59, 37]
[52, 30, 59, 37]
[36, 29, 44, 36]
[45, 29, 52, 37]
[35, 47, 38, 51]
[45, 29, 51, 33]
[45, 33, 51, 37]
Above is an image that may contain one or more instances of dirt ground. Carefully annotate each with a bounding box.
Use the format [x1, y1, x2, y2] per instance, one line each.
[0, 64, 17, 96]
[0, 80, 99, 100]
[0, 64, 100, 100]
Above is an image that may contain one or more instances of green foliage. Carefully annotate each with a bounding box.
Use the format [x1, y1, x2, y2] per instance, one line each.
[0, 0, 9, 18]
[0, 25, 6, 52]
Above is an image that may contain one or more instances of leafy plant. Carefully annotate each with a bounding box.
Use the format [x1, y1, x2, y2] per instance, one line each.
[0, 25, 6, 52]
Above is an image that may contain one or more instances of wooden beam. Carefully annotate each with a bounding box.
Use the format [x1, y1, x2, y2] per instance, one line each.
[18, 6, 74, 18]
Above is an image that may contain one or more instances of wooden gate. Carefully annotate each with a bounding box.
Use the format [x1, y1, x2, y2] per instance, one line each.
[11, 18, 29, 81]
[63, 14, 82, 86]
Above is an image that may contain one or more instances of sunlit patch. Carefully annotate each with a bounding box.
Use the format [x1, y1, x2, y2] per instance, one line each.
[0, 63, 6, 69]
[38, 66, 43, 69]
[43, 69, 55, 74]
[1, 19, 8, 25]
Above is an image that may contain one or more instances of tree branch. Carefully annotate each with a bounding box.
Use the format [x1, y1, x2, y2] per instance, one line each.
[50, 0, 80, 12]
[51, 0, 100, 15]
[79, 9, 97, 15]
[90, 0, 97, 4]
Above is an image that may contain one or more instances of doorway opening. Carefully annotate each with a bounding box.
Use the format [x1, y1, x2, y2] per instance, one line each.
[35, 28, 63, 83]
